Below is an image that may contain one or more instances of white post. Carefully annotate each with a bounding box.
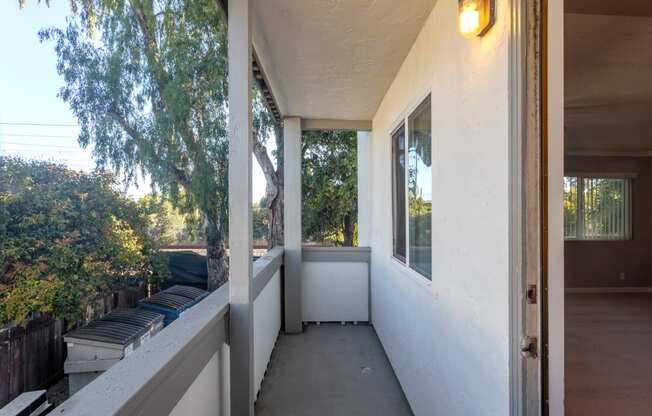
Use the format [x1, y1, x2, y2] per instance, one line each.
[228, 0, 254, 414]
[283, 117, 303, 333]
[357, 131, 371, 247]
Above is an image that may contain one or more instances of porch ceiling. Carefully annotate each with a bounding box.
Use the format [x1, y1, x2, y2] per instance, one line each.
[251, 0, 437, 121]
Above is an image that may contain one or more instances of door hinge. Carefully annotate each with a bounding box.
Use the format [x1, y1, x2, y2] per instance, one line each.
[520, 336, 538, 359]
[526, 284, 537, 304]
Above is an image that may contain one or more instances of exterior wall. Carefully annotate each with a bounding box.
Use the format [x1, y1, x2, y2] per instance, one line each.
[565, 156, 652, 288]
[169, 351, 222, 416]
[369, 1, 510, 415]
[301, 262, 369, 322]
[253, 270, 281, 396]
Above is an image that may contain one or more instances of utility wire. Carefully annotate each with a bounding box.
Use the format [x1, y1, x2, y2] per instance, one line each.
[0, 133, 79, 139]
[0, 141, 85, 149]
[0, 122, 78, 127]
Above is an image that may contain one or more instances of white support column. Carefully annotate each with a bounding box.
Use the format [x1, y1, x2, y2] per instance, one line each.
[228, 0, 254, 415]
[283, 117, 303, 333]
[357, 131, 372, 247]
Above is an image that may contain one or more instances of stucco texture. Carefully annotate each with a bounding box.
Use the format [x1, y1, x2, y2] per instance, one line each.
[369, 1, 511, 415]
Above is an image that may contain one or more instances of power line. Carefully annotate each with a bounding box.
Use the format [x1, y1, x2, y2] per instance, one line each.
[0, 141, 85, 149]
[0, 122, 78, 127]
[0, 155, 95, 162]
[0, 133, 79, 139]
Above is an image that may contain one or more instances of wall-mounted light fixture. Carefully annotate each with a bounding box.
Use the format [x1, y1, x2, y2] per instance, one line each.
[459, 0, 495, 37]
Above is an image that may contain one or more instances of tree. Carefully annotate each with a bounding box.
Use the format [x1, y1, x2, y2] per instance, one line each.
[302, 131, 358, 246]
[38, 1, 283, 290]
[137, 194, 194, 245]
[39, 0, 237, 289]
[0, 157, 167, 325]
[253, 90, 284, 247]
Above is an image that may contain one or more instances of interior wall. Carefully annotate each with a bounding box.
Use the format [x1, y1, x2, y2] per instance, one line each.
[564, 156, 652, 288]
[369, 0, 510, 414]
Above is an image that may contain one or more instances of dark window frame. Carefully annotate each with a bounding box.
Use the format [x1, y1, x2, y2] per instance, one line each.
[391, 94, 432, 280]
[391, 123, 407, 263]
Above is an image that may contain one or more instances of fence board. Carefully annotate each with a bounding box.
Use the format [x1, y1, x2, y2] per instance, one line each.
[0, 329, 9, 405]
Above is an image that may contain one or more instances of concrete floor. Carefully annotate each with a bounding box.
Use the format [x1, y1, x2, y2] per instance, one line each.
[566, 293, 652, 416]
[255, 323, 413, 416]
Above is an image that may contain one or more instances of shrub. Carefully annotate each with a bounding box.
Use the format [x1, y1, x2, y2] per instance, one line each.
[0, 157, 168, 325]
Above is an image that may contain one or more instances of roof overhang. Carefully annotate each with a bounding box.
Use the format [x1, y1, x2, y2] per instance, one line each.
[221, 0, 437, 125]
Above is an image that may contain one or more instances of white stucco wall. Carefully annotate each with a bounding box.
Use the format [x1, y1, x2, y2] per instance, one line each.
[369, 1, 510, 415]
[169, 350, 223, 416]
[301, 262, 369, 323]
[253, 270, 281, 397]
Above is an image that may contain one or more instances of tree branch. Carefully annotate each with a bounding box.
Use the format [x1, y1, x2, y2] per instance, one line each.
[107, 109, 191, 187]
[129, 0, 205, 181]
[253, 132, 279, 206]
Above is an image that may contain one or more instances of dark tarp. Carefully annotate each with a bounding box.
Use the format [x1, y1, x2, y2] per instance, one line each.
[163, 251, 208, 290]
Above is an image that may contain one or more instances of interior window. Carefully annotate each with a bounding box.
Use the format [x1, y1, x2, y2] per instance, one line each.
[563, 176, 631, 240]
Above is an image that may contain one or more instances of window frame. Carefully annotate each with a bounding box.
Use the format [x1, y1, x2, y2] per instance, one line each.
[391, 123, 407, 263]
[563, 174, 633, 242]
[390, 93, 432, 280]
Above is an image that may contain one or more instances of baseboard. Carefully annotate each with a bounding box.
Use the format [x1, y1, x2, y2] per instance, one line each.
[566, 287, 652, 294]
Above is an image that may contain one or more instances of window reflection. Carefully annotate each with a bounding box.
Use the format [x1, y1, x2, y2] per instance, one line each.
[407, 97, 432, 279]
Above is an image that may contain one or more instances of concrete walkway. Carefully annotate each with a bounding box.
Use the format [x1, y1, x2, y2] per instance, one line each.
[255, 323, 413, 416]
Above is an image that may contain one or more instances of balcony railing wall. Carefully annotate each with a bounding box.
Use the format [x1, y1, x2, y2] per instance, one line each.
[50, 246, 371, 415]
[301, 247, 371, 323]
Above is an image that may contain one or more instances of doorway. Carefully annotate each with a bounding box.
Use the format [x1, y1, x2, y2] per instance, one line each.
[558, 1, 652, 415]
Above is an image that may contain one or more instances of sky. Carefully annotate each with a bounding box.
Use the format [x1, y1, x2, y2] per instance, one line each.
[0, 1, 270, 202]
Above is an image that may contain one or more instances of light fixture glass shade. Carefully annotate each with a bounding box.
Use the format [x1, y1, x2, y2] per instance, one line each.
[459, 0, 495, 37]
[459, 6, 480, 35]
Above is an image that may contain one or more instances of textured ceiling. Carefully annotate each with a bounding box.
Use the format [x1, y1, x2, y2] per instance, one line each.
[565, 13, 652, 154]
[566, 0, 652, 18]
[252, 0, 437, 121]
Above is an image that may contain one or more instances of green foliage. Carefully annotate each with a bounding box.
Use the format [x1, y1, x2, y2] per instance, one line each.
[137, 193, 198, 245]
[408, 195, 432, 249]
[563, 177, 578, 238]
[38, 0, 280, 285]
[302, 131, 358, 246]
[38, 0, 231, 282]
[563, 176, 628, 239]
[253, 198, 269, 242]
[0, 157, 168, 325]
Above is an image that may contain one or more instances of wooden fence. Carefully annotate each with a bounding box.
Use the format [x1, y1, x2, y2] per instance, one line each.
[0, 288, 146, 407]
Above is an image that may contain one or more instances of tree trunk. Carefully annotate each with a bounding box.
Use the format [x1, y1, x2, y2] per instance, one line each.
[343, 213, 354, 247]
[268, 182, 284, 247]
[253, 131, 284, 248]
[205, 217, 228, 291]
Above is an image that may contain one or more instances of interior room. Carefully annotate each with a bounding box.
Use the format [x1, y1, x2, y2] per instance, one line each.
[564, 1, 652, 414]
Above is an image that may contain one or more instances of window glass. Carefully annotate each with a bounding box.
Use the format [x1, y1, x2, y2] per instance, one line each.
[407, 97, 432, 279]
[392, 125, 406, 261]
[563, 176, 631, 241]
[564, 177, 578, 239]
